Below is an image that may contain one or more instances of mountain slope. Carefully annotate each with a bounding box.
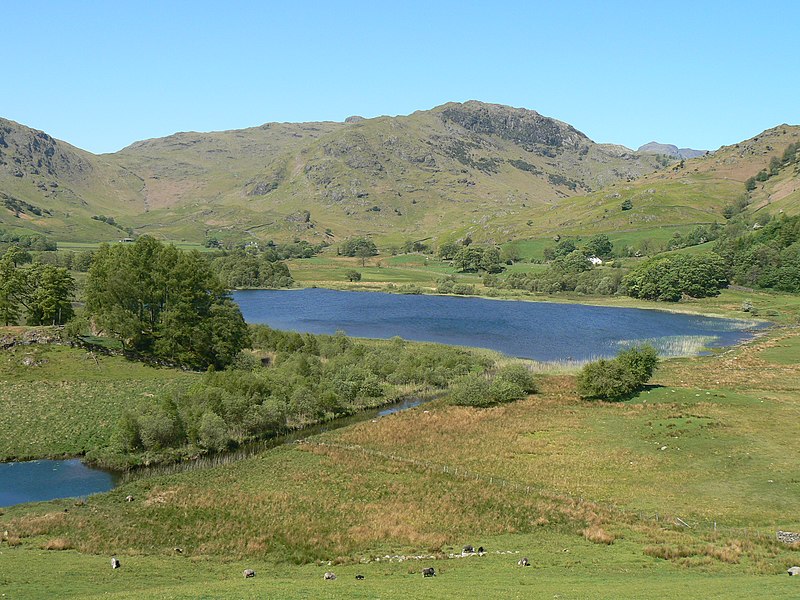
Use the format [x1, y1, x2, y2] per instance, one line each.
[0, 118, 144, 240]
[1, 105, 797, 247]
[109, 101, 665, 244]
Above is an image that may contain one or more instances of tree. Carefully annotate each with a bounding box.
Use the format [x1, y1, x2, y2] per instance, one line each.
[577, 345, 658, 400]
[438, 241, 460, 260]
[553, 239, 577, 258]
[85, 236, 249, 369]
[345, 270, 362, 282]
[584, 234, 613, 258]
[340, 237, 377, 260]
[480, 246, 503, 273]
[24, 264, 75, 325]
[0, 250, 20, 325]
[453, 246, 484, 272]
[500, 243, 522, 264]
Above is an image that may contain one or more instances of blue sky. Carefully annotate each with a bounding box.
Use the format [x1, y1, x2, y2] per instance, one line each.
[4, 1, 798, 154]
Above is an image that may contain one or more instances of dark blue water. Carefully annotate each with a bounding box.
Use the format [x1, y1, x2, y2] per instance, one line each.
[233, 289, 760, 361]
[0, 459, 118, 508]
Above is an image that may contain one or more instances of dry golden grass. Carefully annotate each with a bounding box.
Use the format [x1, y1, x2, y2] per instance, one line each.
[43, 537, 73, 551]
[582, 525, 615, 545]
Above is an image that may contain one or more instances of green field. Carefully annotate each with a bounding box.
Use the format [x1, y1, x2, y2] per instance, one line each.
[0, 342, 196, 461]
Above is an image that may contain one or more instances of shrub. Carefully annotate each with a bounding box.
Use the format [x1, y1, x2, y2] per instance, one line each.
[488, 379, 525, 404]
[199, 411, 230, 451]
[345, 270, 362, 282]
[577, 345, 658, 400]
[495, 364, 537, 394]
[450, 373, 492, 407]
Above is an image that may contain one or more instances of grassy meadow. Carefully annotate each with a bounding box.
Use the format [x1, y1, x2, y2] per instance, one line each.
[0, 342, 196, 461]
[2, 321, 800, 598]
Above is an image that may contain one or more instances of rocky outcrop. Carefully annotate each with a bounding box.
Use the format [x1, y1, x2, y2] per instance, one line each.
[777, 531, 800, 544]
[440, 101, 587, 150]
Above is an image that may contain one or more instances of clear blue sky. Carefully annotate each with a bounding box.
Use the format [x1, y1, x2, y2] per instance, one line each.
[4, 0, 798, 154]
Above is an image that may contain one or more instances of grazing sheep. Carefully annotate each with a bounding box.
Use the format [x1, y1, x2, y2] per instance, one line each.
[477, 546, 485, 554]
[324, 572, 337, 580]
[422, 567, 436, 577]
[788, 566, 800, 576]
[355, 574, 365, 580]
[111, 557, 121, 569]
[174, 547, 183, 554]
[243, 569, 256, 578]
[518, 557, 530, 567]
[463, 545, 474, 554]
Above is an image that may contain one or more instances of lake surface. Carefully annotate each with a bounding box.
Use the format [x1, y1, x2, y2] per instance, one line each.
[234, 289, 760, 361]
[0, 459, 118, 508]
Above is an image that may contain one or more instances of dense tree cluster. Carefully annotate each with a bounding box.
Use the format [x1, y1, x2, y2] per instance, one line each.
[576, 345, 658, 400]
[0, 231, 57, 251]
[85, 236, 249, 369]
[543, 234, 614, 261]
[714, 214, 800, 292]
[210, 250, 293, 289]
[0, 246, 75, 326]
[452, 245, 503, 273]
[622, 253, 728, 302]
[110, 328, 490, 463]
[501, 250, 623, 295]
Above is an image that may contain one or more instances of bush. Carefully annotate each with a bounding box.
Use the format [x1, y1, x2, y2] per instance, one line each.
[495, 364, 537, 394]
[488, 379, 525, 404]
[450, 373, 493, 407]
[577, 345, 658, 400]
[198, 411, 230, 451]
[345, 270, 362, 282]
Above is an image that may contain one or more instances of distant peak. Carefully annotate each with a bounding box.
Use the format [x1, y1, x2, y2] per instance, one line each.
[637, 141, 706, 159]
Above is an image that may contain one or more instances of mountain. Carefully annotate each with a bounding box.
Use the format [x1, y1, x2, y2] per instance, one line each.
[637, 142, 707, 160]
[1, 104, 797, 247]
[537, 125, 800, 241]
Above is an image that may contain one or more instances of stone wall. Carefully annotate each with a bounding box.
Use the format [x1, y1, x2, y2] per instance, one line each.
[777, 531, 800, 544]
